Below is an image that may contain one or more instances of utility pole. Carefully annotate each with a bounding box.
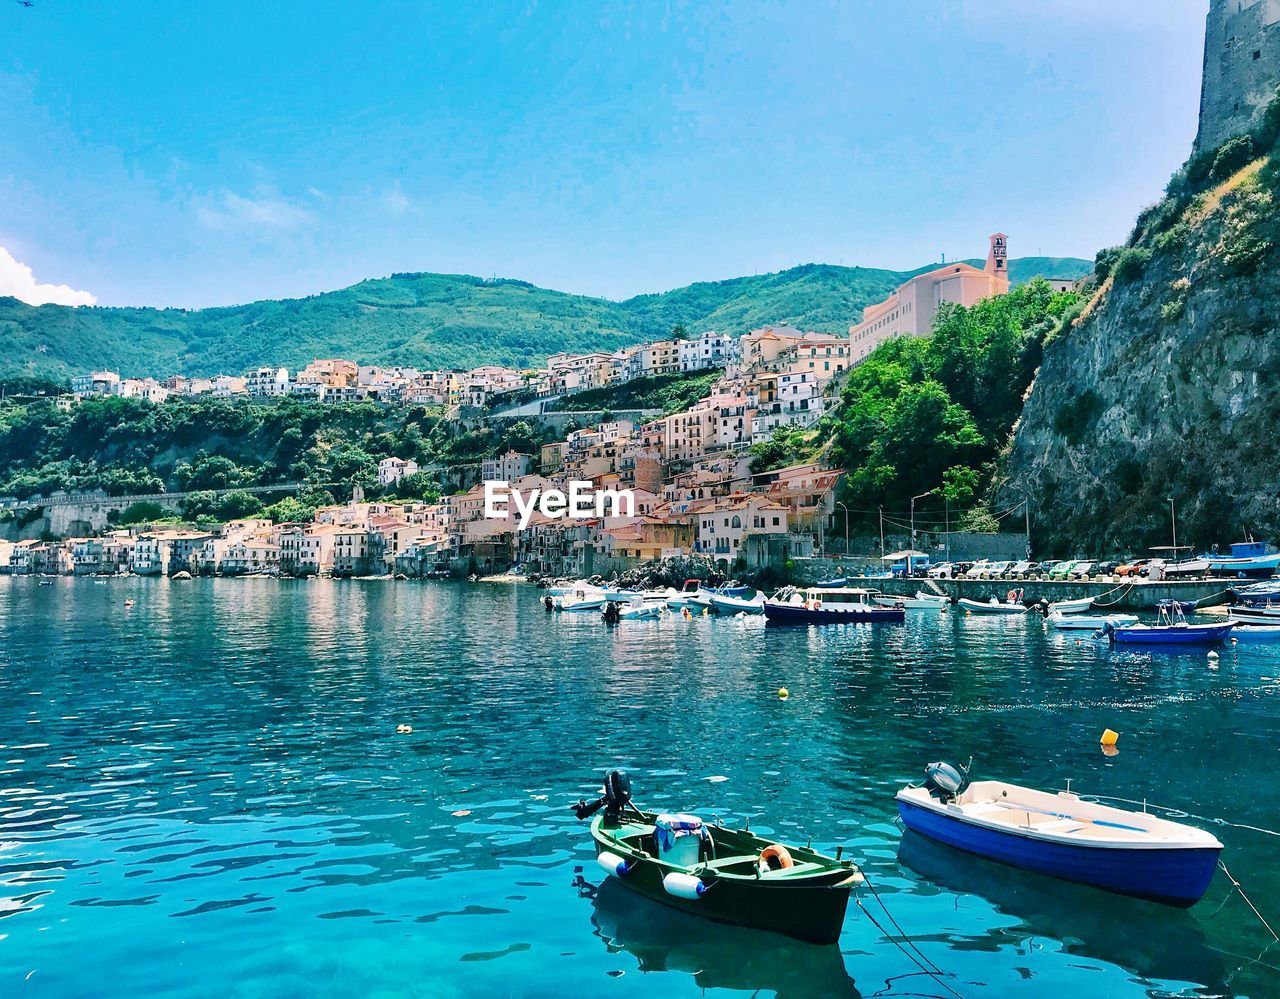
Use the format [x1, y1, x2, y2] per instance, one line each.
[945, 496, 951, 564]
[837, 501, 850, 556]
[879, 506, 885, 559]
[1024, 499, 1032, 560]
[1168, 497, 1178, 556]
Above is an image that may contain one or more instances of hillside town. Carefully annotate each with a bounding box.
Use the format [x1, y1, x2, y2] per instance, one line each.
[6, 237, 1037, 580]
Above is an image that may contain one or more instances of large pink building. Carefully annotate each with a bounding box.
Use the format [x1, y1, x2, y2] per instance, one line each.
[849, 233, 1011, 364]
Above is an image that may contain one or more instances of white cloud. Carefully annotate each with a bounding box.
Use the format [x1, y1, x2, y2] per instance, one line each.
[381, 183, 413, 215]
[0, 246, 96, 306]
[196, 189, 315, 233]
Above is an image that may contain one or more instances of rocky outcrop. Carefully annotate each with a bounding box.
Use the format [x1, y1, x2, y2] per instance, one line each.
[999, 156, 1280, 555]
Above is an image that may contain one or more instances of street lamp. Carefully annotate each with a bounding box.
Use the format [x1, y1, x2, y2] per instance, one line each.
[910, 489, 936, 576]
[1167, 497, 1178, 556]
[837, 501, 850, 556]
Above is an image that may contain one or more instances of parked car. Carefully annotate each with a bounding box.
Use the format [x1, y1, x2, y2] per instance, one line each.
[1007, 560, 1035, 578]
[1049, 560, 1079, 580]
[951, 561, 975, 578]
[1116, 558, 1151, 577]
[1093, 559, 1121, 577]
[1068, 560, 1096, 579]
[965, 560, 993, 579]
[1032, 560, 1059, 577]
[927, 562, 953, 579]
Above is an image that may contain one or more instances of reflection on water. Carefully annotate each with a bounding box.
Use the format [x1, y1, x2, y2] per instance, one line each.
[1, 576, 1279, 996]
[585, 876, 861, 998]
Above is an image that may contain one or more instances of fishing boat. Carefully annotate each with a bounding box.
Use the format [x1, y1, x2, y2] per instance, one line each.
[574, 771, 861, 944]
[639, 587, 677, 603]
[958, 591, 1027, 615]
[1230, 581, 1280, 605]
[811, 577, 848, 588]
[1047, 611, 1138, 630]
[602, 587, 644, 603]
[1230, 624, 1280, 641]
[913, 590, 952, 605]
[1162, 557, 1211, 579]
[763, 587, 904, 624]
[1223, 603, 1280, 625]
[1047, 596, 1094, 615]
[1105, 603, 1234, 645]
[871, 594, 946, 609]
[708, 590, 765, 615]
[895, 763, 1223, 907]
[1204, 540, 1280, 579]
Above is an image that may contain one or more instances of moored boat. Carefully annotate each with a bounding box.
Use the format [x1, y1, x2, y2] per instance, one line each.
[605, 601, 663, 621]
[1204, 540, 1280, 579]
[763, 587, 904, 624]
[1047, 596, 1094, 615]
[914, 590, 951, 605]
[574, 771, 861, 944]
[1225, 603, 1280, 625]
[1046, 611, 1138, 630]
[551, 587, 608, 612]
[1106, 603, 1234, 645]
[958, 592, 1027, 615]
[708, 590, 765, 615]
[871, 594, 946, 609]
[895, 763, 1223, 907]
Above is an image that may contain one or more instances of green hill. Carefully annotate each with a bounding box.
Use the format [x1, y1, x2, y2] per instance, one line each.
[0, 257, 1092, 381]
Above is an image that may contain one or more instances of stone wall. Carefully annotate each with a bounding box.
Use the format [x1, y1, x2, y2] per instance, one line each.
[1196, 0, 1280, 153]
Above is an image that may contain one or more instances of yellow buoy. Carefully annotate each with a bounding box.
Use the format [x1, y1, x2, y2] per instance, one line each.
[778, 687, 789, 700]
[1099, 728, 1119, 747]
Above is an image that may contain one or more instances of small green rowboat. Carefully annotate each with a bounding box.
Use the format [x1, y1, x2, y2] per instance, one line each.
[574, 771, 861, 944]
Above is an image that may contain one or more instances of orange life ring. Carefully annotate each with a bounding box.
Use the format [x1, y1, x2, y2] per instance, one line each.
[758, 844, 795, 871]
[1006, 589, 1017, 603]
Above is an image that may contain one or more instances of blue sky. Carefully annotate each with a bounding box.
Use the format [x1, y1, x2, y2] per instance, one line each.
[0, 0, 1208, 308]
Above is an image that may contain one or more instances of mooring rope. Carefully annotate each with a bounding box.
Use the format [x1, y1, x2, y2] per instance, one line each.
[1087, 580, 1134, 608]
[1218, 862, 1280, 943]
[855, 891, 965, 999]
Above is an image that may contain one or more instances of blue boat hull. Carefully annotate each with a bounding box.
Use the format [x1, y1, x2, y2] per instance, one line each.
[897, 799, 1220, 907]
[1112, 624, 1234, 645]
[763, 603, 904, 625]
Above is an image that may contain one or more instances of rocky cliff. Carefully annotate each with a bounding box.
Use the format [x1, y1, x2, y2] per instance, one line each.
[1001, 137, 1280, 555]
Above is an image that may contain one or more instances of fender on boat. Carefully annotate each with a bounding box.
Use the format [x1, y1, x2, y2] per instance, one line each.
[662, 871, 708, 900]
[596, 851, 633, 878]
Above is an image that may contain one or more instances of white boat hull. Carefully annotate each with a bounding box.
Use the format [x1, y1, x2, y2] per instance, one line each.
[1048, 597, 1095, 614]
[1047, 612, 1138, 630]
[872, 595, 946, 609]
[958, 598, 1027, 615]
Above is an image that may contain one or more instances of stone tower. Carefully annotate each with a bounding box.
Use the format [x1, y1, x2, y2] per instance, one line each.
[985, 233, 1009, 283]
[1195, 0, 1280, 153]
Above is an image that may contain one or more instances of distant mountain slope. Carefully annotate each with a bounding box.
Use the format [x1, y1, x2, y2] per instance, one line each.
[0, 257, 1092, 380]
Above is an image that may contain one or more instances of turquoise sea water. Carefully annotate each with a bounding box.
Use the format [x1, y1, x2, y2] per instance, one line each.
[2, 577, 1279, 997]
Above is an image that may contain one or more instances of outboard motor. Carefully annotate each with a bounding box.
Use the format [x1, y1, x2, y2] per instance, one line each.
[602, 602, 621, 624]
[924, 761, 970, 803]
[573, 770, 633, 823]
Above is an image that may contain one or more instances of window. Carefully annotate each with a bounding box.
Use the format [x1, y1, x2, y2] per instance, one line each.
[772, 517, 780, 526]
[731, 515, 742, 529]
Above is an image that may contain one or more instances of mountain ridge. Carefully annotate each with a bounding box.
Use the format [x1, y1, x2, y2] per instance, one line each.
[0, 256, 1090, 381]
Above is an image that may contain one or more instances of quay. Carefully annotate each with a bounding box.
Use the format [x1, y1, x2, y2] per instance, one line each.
[853, 575, 1237, 611]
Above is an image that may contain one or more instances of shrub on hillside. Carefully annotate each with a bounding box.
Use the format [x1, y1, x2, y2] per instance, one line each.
[1111, 247, 1153, 283]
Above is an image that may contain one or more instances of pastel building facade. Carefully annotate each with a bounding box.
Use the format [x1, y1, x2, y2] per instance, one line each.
[849, 234, 1012, 364]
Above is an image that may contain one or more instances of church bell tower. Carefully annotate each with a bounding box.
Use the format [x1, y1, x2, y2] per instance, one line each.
[986, 233, 1009, 286]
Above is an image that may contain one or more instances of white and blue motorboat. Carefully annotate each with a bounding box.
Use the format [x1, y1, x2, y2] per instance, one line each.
[896, 764, 1223, 908]
[1205, 540, 1280, 579]
[707, 590, 765, 615]
[606, 601, 663, 621]
[551, 587, 608, 612]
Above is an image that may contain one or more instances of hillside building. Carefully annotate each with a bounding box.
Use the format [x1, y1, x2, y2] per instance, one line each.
[848, 233, 1011, 365]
